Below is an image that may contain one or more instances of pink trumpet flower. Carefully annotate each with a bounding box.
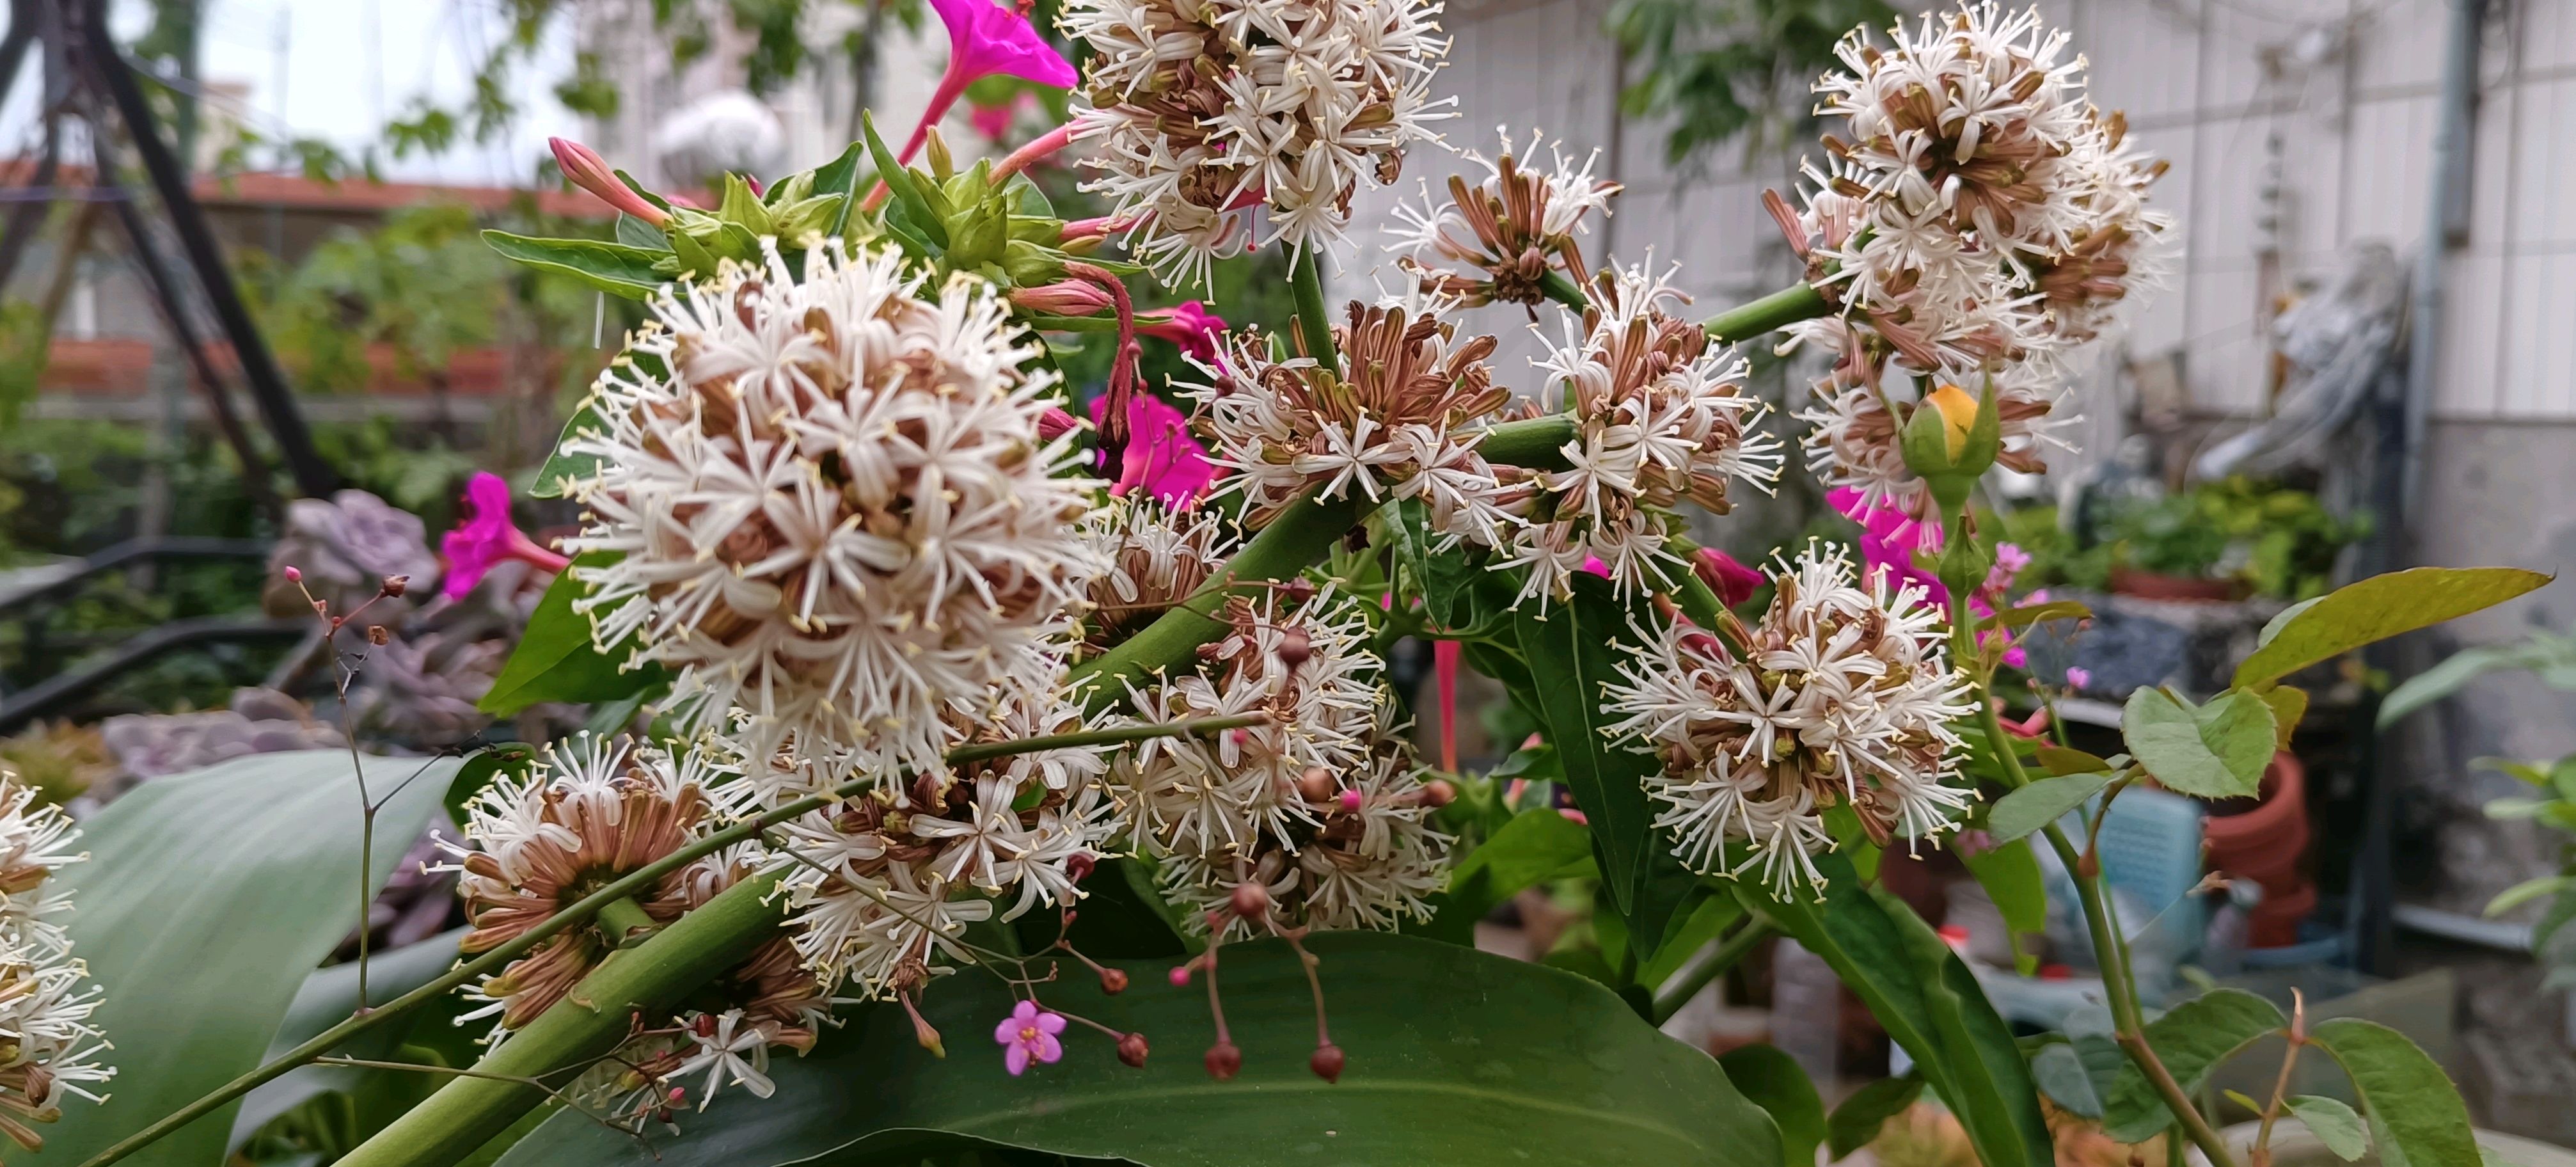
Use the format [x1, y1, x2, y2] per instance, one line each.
[904, 0, 1077, 164]
[1137, 301, 1228, 362]
[1088, 392, 1216, 505]
[1695, 548, 1767, 608]
[440, 472, 570, 601]
[549, 138, 667, 226]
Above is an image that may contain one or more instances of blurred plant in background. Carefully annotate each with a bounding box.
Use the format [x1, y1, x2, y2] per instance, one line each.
[1611, 0, 1899, 169]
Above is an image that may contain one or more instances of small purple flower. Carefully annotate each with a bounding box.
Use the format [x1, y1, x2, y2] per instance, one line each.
[904, 0, 1078, 163]
[2065, 665, 2093, 691]
[439, 472, 570, 601]
[994, 999, 1066, 1076]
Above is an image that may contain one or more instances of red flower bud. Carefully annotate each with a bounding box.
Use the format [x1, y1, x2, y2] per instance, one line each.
[1167, 964, 1193, 987]
[1009, 280, 1117, 317]
[1309, 1044, 1345, 1084]
[1098, 967, 1129, 994]
[1229, 882, 1271, 922]
[282, 565, 303, 583]
[1421, 779, 1457, 807]
[1204, 1042, 1242, 1081]
[1275, 627, 1312, 669]
[1065, 853, 1096, 884]
[1117, 1031, 1151, 1068]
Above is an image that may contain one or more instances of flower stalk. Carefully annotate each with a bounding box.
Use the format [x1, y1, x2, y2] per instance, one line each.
[1703, 281, 1829, 344]
[1289, 248, 1340, 379]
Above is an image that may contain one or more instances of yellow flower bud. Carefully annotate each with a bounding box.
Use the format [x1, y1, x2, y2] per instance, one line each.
[1924, 383, 1979, 460]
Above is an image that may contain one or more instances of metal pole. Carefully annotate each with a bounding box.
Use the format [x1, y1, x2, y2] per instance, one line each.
[0, 0, 35, 115]
[77, 0, 340, 496]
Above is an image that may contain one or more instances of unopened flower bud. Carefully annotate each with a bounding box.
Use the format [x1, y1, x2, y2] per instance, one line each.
[1038, 406, 1082, 441]
[380, 575, 409, 598]
[1205, 1041, 1242, 1081]
[1421, 779, 1457, 807]
[1098, 966, 1130, 994]
[1117, 1031, 1151, 1068]
[282, 565, 303, 583]
[1276, 627, 1312, 669]
[1229, 882, 1271, 921]
[1066, 853, 1096, 884]
[1337, 789, 1363, 814]
[550, 137, 669, 225]
[1295, 766, 1336, 802]
[691, 1013, 718, 1038]
[367, 625, 390, 646]
[1010, 280, 1117, 317]
[1281, 577, 1318, 603]
[1168, 964, 1193, 988]
[1309, 1044, 1345, 1084]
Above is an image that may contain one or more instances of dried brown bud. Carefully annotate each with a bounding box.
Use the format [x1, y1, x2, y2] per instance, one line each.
[1117, 1031, 1151, 1068]
[1098, 967, 1130, 995]
[1309, 1044, 1345, 1084]
[1229, 882, 1271, 922]
[367, 625, 390, 646]
[1281, 576, 1318, 604]
[1276, 627, 1313, 669]
[1421, 779, 1457, 807]
[1204, 1042, 1242, 1081]
[380, 575, 409, 598]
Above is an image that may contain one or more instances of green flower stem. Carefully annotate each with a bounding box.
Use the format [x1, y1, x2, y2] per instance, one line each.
[335, 873, 792, 1167]
[1650, 916, 1774, 1024]
[1069, 415, 1577, 710]
[72, 715, 1266, 1167]
[1538, 269, 1590, 312]
[1290, 247, 1339, 378]
[1703, 282, 1829, 344]
[1950, 518, 2241, 1167]
[596, 896, 658, 948]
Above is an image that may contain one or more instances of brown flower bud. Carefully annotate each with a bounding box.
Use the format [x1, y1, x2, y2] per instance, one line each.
[367, 625, 390, 646]
[1066, 853, 1097, 884]
[1098, 966, 1130, 994]
[1117, 1031, 1151, 1068]
[1421, 779, 1457, 807]
[1204, 1041, 1242, 1081]
[1275, 627, 1313, 669]
[1295, 765, 1336, 802]
[380, 575, 409, 598]
[1229, 882, 1271, 922]
[1309, 1044, 1345, 1084]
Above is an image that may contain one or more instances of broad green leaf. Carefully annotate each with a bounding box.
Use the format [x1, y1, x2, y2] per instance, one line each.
[1418, 808, 1594, 944]
[1624, 841, 1705, 964]
[1987, 772, 2110, 842]
[2030, 1043, 2103, 1118]
[478, 553, 665, 715]
[2257, 685, 2311, 750]
[443, 744, 533, 829]
[1961, 839, 2045, 973]
[2284, 1094, 2370, 1161]
[1987, 599, 2092, 630]
[2307, 1019, 2480, 1167]
[1640, 890, 1746, 989]
[2380, 639, 2568, 729]
[480, 230, 667, 299]
[2101, 988, 2285, 1143]
[613, 212, 670, 251]
[2259, 596, 2325, 647]
[1826, 1074, 1922, 1159]
[2122, 687, 2275, 799]
[802, 141, 869, 237]
[1513, 576, 1660, 914]
[494, 932, 1785, 1167]
[2035, 745, 2113, 777]
[230, 929, 471, 1149]
[2234, 567, 2553, 689]
[31, 751, 458, 1167]
[1718, 1044, 1825, 1167]
[529, 395, 609, 499]
[2484, 874, 2572, 916]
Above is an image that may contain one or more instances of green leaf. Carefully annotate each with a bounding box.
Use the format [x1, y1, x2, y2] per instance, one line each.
[480, 230, 667, 299]
[2258, 596, 2325, 647]
[1640, 890, 1745, 988]
[802, 141, 869, 237]
[2035, 745, 2114, 777]
[614, 212, 671, 251]
[2307, 1019, 2480, 1167]
[2234, 567, 2553, 689]
[33, 751, 459, 1167]
[860, 111, 946, 249]
[494, 933, 1785, 1167]
[1987, 772, 2110, 842]
[1416, 808, 1593, 943]
[2257, 685, 2310, 750]
[2122, 687, 2276, 800]
[230, 929, 471, 1149]
[443, 744, 534, 829]
[2485, 875, 2572, 916]
[1987, 599, 2092, 630]
[1513, 575, 1660, 914]
[1826, 1074, 1922, 1159]
[478, 553, 664, 715]
[2030, 1043, 2103, 1118]
[1961, 839, 2045, 974]
[2285, 1094, 2371, 1161]
[1718, 1044, 1825, 1167]
[2380, 639, 2568, 729]
[2100, 988, 2286, 1143]
[529, 397, 608, 499]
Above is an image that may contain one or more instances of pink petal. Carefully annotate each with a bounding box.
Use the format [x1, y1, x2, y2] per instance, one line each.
[1034, 1010, 1068, 1035]
[1033, 1031, 1064, 1064]
[1004, 1043, 1031, 1076]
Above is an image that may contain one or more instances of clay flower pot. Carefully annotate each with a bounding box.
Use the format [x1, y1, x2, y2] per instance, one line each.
[2110, 567, 2245, 601]
[2201, 752, 2312, 948]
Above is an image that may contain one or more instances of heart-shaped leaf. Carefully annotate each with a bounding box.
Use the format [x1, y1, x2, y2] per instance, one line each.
[493, 932, 1783, 1167]
[2284, 1093, 2370, 1161]
[2307, 1019, 2479, 1167]
[2100, 988, 2285, 1142]
[2121, 688, 2275, 800]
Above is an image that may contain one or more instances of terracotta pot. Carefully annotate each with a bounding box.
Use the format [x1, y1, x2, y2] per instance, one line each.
[2202, 752, 2314, 946]
[2109, 567, 2243, 601]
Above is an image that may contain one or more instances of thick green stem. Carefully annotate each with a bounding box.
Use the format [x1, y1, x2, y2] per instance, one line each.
[1290, 247, 1339, 377]
[72, 715, 1262, 1167]
[595, 896, 657, 948]
[1650, 917, 1773, 1023]
[336, 875, 792, 1167]
[1703, 282, 1829, 344]
[1538, 268, 1590, 312]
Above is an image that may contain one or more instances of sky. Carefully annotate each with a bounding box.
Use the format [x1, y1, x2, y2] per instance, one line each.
[3, 0, 581, 186]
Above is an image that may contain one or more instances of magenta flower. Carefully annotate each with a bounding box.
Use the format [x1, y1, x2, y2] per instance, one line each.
[1089, 392, 1217, 505]
[1695, 548, 1767, 608]
[439, 472, 571, 601]
[993, 1000, 1066, 1076]
[549, 138, 667, 226]
[1138, 301, 1228, 362]
[904, 0, 1078, 163]
[2065, 665, 2093, 690]
[1831, 486, 1945, 603]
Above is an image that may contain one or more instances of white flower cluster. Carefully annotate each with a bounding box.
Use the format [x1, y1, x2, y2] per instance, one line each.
[560, 241, 1105, 778]
[1796, 361, 2070, 523]
[1114, 590, 1450, 938]
[439, 735, 830, 1050]
[743, 684, 1126, 998]
[1778, 2, 2170, 522]
[1601, 544, 1973, 897]
[0, 774, 111, 1153]
[1386, 127, 1620, 308]
[1185, 292, 1524, 544]
[1513, 266, 1783, 602]
[1080, 498, 1237, 655]
[1061, 0, 1455, 287]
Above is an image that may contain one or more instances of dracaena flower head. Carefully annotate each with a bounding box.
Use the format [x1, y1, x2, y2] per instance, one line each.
[0, 769, 111, 1150]
[1387, 127, 1621, 307]
[1080, 497, 1237, 655]
[1111, 588, 1450, 938]
[1600, 543, 1973, 898]
[1798, 362, 2069, 527]
[1061, 0, 1455, 287]
[758, 681, 1123, 997]
[1507, 264, 1783, 604]
[558, 240, 1106, 775]
[437, 736, 750, 1031]
[1183, 289, 1524, 548]
[2017, 109, 2174, 347]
